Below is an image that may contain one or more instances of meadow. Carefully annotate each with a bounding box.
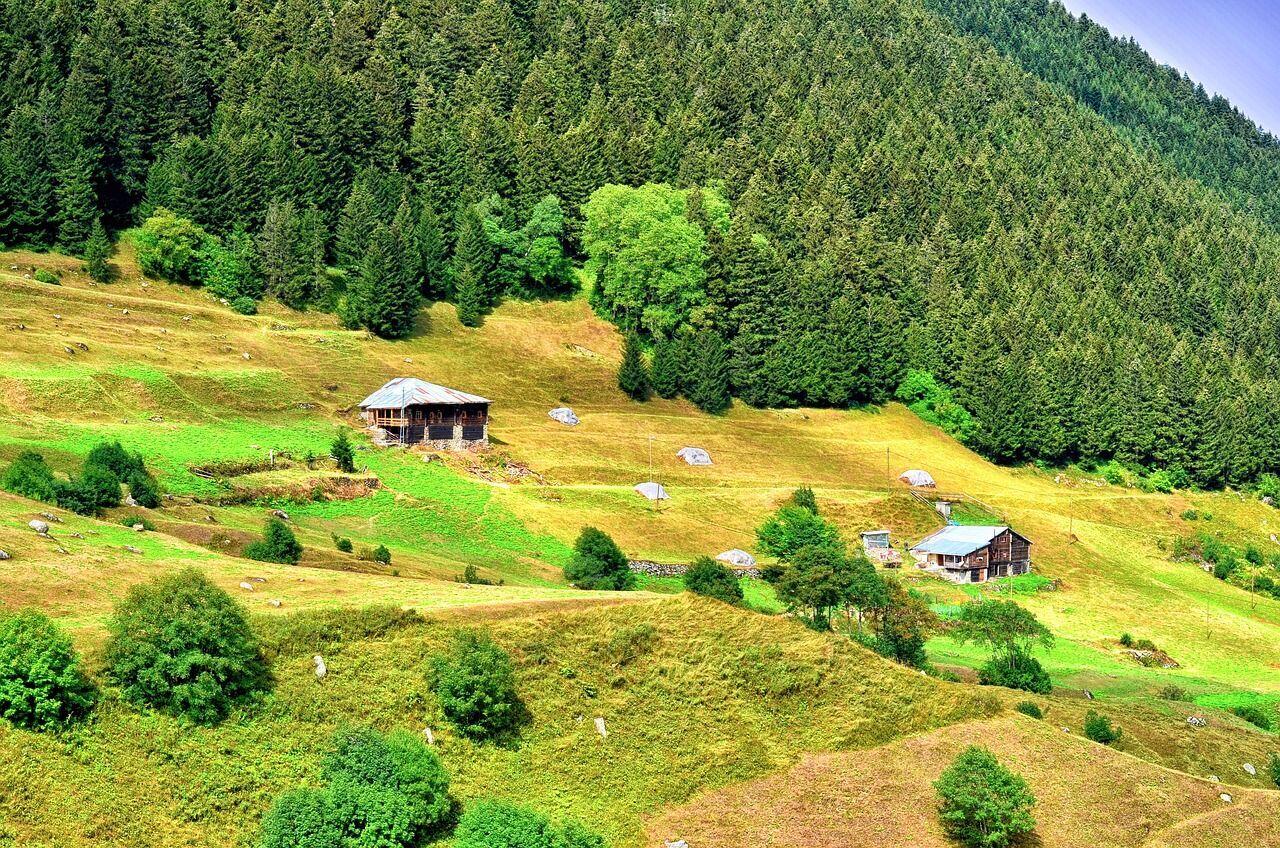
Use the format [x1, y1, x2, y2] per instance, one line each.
[0, 248, 1279, 844]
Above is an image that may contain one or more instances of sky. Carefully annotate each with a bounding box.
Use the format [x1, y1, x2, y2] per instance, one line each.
[1061, 0, 1280, 132]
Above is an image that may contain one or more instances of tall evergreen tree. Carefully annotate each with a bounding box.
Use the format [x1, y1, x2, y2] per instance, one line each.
[82, 218, 112, 283]
[650, 337, 681, 399]
[686, 330, 731, 414]
[617, 332, 650, 400]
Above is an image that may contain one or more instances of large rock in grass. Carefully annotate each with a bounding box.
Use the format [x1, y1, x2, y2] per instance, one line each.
[28, 520, 49, 536]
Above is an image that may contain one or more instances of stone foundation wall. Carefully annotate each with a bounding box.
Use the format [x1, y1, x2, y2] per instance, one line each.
[628, 559, 763, 580]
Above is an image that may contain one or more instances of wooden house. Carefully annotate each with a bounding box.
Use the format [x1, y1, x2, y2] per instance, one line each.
[909, 525, 1031, 584]
[359, 377, 490, 448]
[860, 529, 901, 566]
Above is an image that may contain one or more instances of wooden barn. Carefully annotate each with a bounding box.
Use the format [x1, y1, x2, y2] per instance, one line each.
[909, 525, 1031, 584]
[359, 377, 490, 449]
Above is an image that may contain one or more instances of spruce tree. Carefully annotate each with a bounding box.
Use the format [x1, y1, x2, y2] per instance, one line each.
[354, 225, 420, 339]
[686, 330, 731, 414]
[455, 266, 486, 328]
[650, 337, 681, 399]
[617, 332, 650, 400]
[83, 218, 112, 283]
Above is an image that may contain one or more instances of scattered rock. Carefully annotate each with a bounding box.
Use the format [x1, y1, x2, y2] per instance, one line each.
[74, 341, 88, 351]
[242, 352, 251, 360]
[314, 655, 327, 680]
[38, 512, 60, 523]
[1220, 792, 1233, 803]
[594, 716, 608, 739]
[249, 576, 267, 583]
[297, 402, 315, 410]
[1244, 763, 1257, 776]
[423, 727, 435, 745]
[1210, 775, 1220, 783]
[1186, 716, 1207, 727]
[403, 357, 412, 363]
[238, 581, 254, 591]
[69, 532, 83, 539]
[53, 314, 62, 320]
[132, 523, 145, 532]
[182, 315, 192, 322]
[124, 495, 138, 507]
[124, 545, 142, 554]
[121, 308, 129, 315]
[272, 509, 289, 521]
[28, 520, 49, 536]
[0, 550, 9, 560]
[55, 546, 69, 555]
[665, 841, 689, 848]
[63, 346, 75, 355]
[1083, 690, 1095, 700]
[149, 415, 163, 422]
[268, 598, 282, 608]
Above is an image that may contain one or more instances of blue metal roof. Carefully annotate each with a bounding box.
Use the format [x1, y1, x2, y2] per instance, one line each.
[910, 525, 1007, 556]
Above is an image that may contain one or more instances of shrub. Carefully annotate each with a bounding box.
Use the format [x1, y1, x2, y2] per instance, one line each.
[683, 556, 743, 605]
[1231, 704, 1273, 731]
[33, 268, 59, 285]
[127, 469, 162, 508]
[231, 296, 258, 315]
[1083, 710, 1121, 744]
[979, 652, 1052, 695]
[755, 504, 842, 563]
[430, 630, 523, 741]
[1270, 753, 1280, 789]
[564, 526, 634, 590]
[333, 535, 353, 553]
[1157, 684, 1188, 701]
[119, 514, 155, 531]
[372, 544, 391, 565]
[258, 727, 451, 848]
[1, 451, 60, 502]
[0, 610, 97, 729]
[1133, 638, 1157, 652]
[56, 463, 121, 515]
[1180, 509, 1199, 521]
[84, 441, 144, 479]
[134, 208, 214, 285]
[104, 568, 270, 723]
[934, 745, 1036, 848]
[1014, 701, 1043, 719]
[1213, 556, 1238, 581]
[84, 218, 113, 282]
[454, 799, 604, 848]
[331, 430, 356, 473]
[1119, 632, 1133, 647]
[244, 518, 302, 564]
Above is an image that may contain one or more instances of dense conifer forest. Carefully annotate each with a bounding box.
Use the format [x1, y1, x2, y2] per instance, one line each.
[6, 0, 1280, 487]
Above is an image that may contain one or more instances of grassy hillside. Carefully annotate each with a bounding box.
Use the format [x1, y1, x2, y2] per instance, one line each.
[0, 597, 992, 847]
[647, 714, 1280, 848]
[4, 248, 1280, 699]
[1, 250, 1279, 844]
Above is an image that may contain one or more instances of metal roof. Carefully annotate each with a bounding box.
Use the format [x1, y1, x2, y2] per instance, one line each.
[359, 377, 490, 409]
[910, 525, 1008, 557]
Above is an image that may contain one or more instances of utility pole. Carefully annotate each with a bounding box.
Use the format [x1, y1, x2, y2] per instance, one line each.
[648, 434, 656, 513]
[885, 445, 891, 497]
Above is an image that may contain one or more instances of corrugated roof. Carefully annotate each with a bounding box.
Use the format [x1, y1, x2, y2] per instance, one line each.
[359, 377, 490, 409]
[911, 525, 1007, 557]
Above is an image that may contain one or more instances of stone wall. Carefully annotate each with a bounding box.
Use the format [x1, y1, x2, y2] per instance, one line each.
[628, 559, 763, 580]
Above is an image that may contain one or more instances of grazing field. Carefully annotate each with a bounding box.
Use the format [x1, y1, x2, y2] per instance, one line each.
[1, 250, 1279, 846]
[646, 714, 1280, 848]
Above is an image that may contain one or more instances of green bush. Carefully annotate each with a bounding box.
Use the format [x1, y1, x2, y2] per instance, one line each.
[934, 745, 1037, 848]
[1231, 704, 1273, 731]
[0, 610, 97, 729]
[755, 504, 842, 563]
[127, 469, 162, 508]
[1014, 701, 1043, 719]
[258, 727, 451, 848]
[33, 268, 59, 285]
[1180, 509, 1199, 521]
[790, 485, 818, 513]
[84, 442, 144, 480]
[231, 296, 258, 315]
[683, 556, 743, 605]
[1157, 684, 1188, 701]
[454, 799, 604, 848]
[134, 208, 215, 285]
[244, 519, 302, 564]
[104, 568, 270, 724]
[978, 649, 1052, 695]
[1, 451, 60, 502]
[1083, 710, 1121, 744]
[56, 463, 122, 515]
[119, 514, 155, 531]
[1119, 632, 1133, 647]
[372, 544, 391, 565]
[333, 535, 353, 553]
[564, 526, 634, 590]
[1270, 753, 1280, 789]
[430, 630, 523, 741]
